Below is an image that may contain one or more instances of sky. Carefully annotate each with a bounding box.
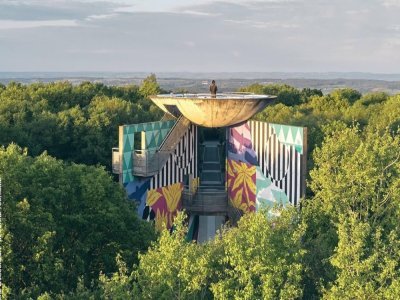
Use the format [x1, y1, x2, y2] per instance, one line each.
[1, 0, 400, 73]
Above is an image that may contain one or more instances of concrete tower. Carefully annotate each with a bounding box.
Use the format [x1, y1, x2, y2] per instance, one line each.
[112, 93, 307, 242]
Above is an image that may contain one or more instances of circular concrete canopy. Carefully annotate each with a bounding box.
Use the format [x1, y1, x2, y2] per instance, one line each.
[150, 93, 277, 127]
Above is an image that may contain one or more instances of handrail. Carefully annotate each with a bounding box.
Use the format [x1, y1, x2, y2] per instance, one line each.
[158, 115, 182, 150]
[160, 113, 175, 122]
[182, 185, 228, 215]
[112, 147, 121, 174]
[132, 115, 190, 177]
[159, 115, 190, 152]
[132, 149, 171, 177]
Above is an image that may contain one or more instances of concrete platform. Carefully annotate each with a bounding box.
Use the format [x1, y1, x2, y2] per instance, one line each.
[150, 93, 276, 127]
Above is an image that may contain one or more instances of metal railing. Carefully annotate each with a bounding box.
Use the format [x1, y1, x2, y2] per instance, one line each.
[112, 148, 121, 174]
[160, 113, 175, 121]
[159, 115, 190, 152]
[182, 185, 228, 215]
[132, 115, 190, 177]
[132, 150, 171, 177]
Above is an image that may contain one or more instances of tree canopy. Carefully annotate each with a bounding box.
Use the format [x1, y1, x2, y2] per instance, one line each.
[0, 79, 162, 170]
[1, 144, 156, 298]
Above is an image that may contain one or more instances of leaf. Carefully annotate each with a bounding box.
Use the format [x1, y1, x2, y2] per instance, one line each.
[163, 182, 182, 212]
[146, 189, 162, 206]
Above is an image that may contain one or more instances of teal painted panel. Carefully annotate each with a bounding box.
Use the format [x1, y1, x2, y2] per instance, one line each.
[271, 123, 304, 154]
[121, 120, 176, 183]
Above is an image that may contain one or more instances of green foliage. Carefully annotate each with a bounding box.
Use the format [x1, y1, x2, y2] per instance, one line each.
[134, 212, 211, 299]
[330, 88, 362, 105]
[310, 126, 400, 223]
[300, 88, 323, 103]
[251, 86, 399, 298]
[139, 74, 161, 97]
[0, 81, 162, 170]
[96, 209, 306, 299]
[1, 145, 156, 298]
[239, 83, 302, 106]
[324, 214, 400, 299]
[1, 80, 399, 299]
[368, 95, 400, 132]
[357, 91, 388, 106]
[210, 209, 306, 300]
[301, 123, 400, 299]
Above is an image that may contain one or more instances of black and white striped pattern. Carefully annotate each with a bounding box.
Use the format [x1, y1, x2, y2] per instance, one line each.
[149, 124, 198, 189]
[249, 121, 304, 206]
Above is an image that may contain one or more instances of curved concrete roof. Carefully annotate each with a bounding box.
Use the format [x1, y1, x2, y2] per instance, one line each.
[150, 93, 277, 127]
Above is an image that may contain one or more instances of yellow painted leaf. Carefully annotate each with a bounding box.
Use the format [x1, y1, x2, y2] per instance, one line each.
[245, 175, 256, 194]
[232, 189, 243, 209]
[227, 163, 234, 177]
[232, 172, 244, 192]
[146, 189, 162, 206]
[163, 182, 182, 212]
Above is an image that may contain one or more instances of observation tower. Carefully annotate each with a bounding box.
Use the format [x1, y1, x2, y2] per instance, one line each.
[113, 93, 307, 242]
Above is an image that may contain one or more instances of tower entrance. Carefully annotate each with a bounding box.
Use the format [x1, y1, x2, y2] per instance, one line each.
[198, 127, 226, 187]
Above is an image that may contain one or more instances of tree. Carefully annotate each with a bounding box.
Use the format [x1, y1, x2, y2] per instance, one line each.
[330, 88, 362, 105]
[302, 124, 400, 298]
[210, 209, 306, 300]
[139, 74, 161, 97]
[324, 214, 400, 299]
[300, 88, 323, 103]
[0, 81, 163, 171]
[239, 83, 302, 106]
[97, 209, 306, 299]
[1, 145, 156, 298]
[357, 91, 388, 106]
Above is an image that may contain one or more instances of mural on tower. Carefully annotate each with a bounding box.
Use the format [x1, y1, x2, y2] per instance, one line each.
[227, 120, 306, 213]
[118, 117, 306, 229]
[120, 120, 198, 229]
[226, 159, 256, 213]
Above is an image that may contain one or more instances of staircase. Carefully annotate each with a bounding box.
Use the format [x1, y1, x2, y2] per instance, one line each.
[181, 141, 229, 215]
[132, 115, 190, 177]
[200, 141, 224, 187]
[159, 115, 191, 153]
[182, 186, 228, 215]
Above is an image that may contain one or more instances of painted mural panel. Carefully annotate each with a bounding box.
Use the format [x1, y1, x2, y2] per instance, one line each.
[121, 120, 175, 184]
[249, 121, 305, 206]
[227, 159, 256, 213]
[228, 120, 306, 209]
[227, 122, 258, 165]
[149, 124, 198, 189]
[120, 120, 198, 228]
[146, 182, 183, 231]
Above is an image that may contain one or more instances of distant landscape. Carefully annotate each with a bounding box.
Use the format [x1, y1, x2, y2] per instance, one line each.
[2, 72, 400, 94]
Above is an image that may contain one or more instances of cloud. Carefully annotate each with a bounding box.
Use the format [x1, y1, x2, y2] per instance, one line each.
[0, 0, 119, 21]
[179, 10, 221, 17]
[0, 19, 78, 29]
[183, 41, 196, 48]
[388, 24, 400, 31]
[224, 19, 299, 29]
[85, 13, 117, 21]
[0, 0, 399, 72]
[381, 0, 400, 7]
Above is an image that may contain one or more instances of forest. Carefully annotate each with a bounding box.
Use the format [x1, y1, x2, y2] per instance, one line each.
[1, 76, 399, 299]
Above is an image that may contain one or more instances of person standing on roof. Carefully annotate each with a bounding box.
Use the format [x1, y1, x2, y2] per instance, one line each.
[209, 80, 218, 98]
